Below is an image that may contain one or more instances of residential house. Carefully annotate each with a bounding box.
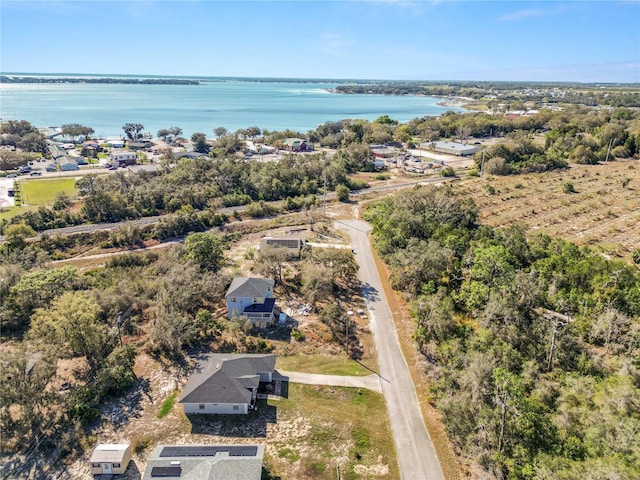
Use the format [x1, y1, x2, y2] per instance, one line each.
[259, 237, 305, 256]
[89, 443, 132, 476]
[143, 444, 265, 480]
[225, 277, 276, 327]
[59, 157, 79, 171]
[282, 138, 313, 152]
[110, 149, 138, 166]
[127, 141, 150, 151]
[179, 354, 276, 415]
[107, 139, 125, 149]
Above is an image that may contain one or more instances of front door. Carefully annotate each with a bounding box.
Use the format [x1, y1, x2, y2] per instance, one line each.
[101, 463, 113, 474]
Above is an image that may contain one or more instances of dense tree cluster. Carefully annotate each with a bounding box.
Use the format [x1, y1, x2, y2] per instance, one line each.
[366, 185, 640, 479]
[0, 120, 48, 153]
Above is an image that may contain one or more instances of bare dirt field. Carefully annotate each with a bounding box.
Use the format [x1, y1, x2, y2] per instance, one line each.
[454, 159, 640, 263]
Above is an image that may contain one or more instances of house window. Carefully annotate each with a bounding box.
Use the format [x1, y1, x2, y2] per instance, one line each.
[92, 463, 100, 468]
[113, 463, 121, 468]
[199, 404, 205, 410]
[231, 297, 237, 302]
[233, 405, 240, 411]
[253, 298, 257, 303]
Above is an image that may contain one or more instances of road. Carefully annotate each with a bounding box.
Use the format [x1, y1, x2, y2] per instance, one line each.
[339, 219, 444, 480]
[1, 175, 455, 243]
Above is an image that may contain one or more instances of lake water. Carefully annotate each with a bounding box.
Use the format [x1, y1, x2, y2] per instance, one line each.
[0, 75, 461, 138]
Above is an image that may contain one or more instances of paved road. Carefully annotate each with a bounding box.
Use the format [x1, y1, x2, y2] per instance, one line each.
[275, 370, 383, 393]
[339, 219, 444, 480]
[1, 176, 457, 243]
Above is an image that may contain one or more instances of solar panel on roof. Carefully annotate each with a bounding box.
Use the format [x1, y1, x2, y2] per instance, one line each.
[150, 466, 182, 477]
[159, 445, 258, 458]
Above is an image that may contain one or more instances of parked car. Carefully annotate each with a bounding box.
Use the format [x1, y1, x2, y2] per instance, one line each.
[7, 173, 17, 178]
[30, 171, 42, 176]
[103, 162, 112, 169]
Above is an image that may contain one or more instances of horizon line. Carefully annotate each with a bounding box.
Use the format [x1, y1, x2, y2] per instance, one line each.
[2, 72, 639, 86]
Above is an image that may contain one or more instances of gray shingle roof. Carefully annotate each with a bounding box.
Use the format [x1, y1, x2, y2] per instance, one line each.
[225, 277, 274, 299]
[143, 444, 265, 480]
[179, 354, 276, 405]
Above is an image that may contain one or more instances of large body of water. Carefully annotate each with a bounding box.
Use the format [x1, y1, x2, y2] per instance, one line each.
[0, 74, 461, 138]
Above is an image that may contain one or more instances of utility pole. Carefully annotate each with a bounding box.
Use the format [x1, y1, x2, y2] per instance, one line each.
[322, 151, 327, 216]
[116, 311, 123, 347]
[480, 150, 486, 178]
[345, 317, 349, 358]
[605, 137, 615, 164]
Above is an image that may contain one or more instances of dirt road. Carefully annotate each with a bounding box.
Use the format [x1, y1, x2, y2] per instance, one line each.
[339, 219, 444, 480]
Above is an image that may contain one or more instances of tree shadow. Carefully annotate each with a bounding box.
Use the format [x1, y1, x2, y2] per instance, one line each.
[94, 377, 151, 430]
[187, 401, 277, 438]
[360, 282, 380, 304]
[120, 459, 142, 479]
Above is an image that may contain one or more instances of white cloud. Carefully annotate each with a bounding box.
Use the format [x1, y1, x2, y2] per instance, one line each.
[498, 8, 549, 21]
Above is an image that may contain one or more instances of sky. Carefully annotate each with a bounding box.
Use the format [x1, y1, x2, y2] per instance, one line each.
[1, 1, 639, 83]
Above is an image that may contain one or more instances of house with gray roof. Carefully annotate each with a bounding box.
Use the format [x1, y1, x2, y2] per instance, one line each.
[143, 444, 264, 480]
[225, 277, 277, 327]
[179, 354, 276, 415]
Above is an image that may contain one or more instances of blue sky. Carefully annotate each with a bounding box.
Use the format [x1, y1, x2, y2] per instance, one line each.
[1, 1, 639, 82]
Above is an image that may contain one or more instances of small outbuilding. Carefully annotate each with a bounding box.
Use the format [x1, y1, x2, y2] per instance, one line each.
[89, 443, 132, 476]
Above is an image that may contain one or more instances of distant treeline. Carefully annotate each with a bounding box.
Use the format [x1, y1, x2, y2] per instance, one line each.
[335, 81, 640, 107]
[0, 76, 199, 85]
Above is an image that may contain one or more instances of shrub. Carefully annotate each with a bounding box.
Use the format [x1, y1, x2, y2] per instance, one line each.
[562, 182, 576, 193]
[336, 184, 350, 202]
[440, 166, 456, 177]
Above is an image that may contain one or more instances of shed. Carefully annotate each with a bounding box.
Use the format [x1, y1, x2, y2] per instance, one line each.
[89, 443, 132, 476]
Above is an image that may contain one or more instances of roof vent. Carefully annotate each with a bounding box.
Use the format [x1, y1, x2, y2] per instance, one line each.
[170, 461, 181, 466]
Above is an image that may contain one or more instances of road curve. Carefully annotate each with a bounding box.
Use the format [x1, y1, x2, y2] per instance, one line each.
[339, 219, 444, 480]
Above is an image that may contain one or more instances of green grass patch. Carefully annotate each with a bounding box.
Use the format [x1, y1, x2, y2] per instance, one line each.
[157, 391, 178, 419]
[277, 447, 300, 463]
[0, 205, 39, 222]
[20, 178, 78, 206]
[276, 355, 374, 376]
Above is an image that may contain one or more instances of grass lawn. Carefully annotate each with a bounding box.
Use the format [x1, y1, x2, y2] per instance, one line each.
[266, 384, 398, 479]
[276, 354, 376, 376]
[0, 205, 39, 222]
[20, 178, 78, 206]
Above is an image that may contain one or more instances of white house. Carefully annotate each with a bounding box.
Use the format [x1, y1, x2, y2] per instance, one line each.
[225, 277, 276, 327]
[179, 354, 276, 415]
[110, 149, 137, 165]
[89, 443, 132, 476]
[107, 139, 125, 148]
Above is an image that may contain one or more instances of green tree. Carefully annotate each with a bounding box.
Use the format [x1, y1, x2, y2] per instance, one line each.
[17, 132, 47, 153]
[191, 132, 209, 154]
[184, 232, 223, 271]
[122, 123, 144, 141]
[336, 184, 350, 202]
[27, 291, 112, 371]
[6, 266, 81, 331]
[4, 222, 36, 250]
[61, 123, 94, 142]
[214, 127, 228, 138]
